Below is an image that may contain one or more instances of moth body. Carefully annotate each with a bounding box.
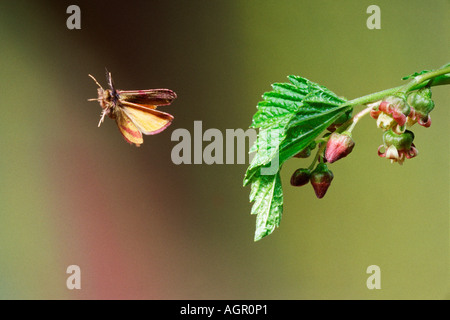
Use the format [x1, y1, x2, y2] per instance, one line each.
[88, 71, 176, 147]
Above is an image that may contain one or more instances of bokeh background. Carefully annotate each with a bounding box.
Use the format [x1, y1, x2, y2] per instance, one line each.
[0, 0, 448, 299]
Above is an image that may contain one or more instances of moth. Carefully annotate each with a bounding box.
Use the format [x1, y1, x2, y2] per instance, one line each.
[88, 70, 177, 147]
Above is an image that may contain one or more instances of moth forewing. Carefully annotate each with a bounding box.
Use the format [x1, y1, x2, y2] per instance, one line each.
[117, 89, 177, 107]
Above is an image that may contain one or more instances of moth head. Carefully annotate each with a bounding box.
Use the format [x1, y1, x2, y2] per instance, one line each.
[88, 74, 116, 127]
[88, 75, 112, 108]
[97, 88, 114, 110]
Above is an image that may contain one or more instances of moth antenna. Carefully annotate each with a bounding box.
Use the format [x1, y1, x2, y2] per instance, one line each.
[88, 74, 104, 90]
[106, 71, 115, 90]
[87, 98, 100, 102]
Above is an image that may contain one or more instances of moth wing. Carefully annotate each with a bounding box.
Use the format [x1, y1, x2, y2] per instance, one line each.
[122, 102, 174, 135]
[118, 89, 177, 108]
[115, 108, 144, 146]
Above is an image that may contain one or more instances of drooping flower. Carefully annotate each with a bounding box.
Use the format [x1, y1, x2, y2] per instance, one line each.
[377, 129, 418, 165]
[325, 131, 355, 163]
[406, 88, 435, 128]
[370, 94, 411, 134]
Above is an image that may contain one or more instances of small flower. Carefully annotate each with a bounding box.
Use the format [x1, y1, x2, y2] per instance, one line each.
[310, 163, 334, 199]
[406, 88, 435, 128]
[375, 113, 398, 131]
[370, 94, 411, 133]
[290, 168, 311, 187]
[377, 129, 418, 165]
[325, 132, 355, 163]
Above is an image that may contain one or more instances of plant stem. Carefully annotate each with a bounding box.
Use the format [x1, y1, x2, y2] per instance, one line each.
[308, 142, 326, 170]
[344, 65, 450, 108]
[344, 105, 373, 133]
[401, 65, 450, 93]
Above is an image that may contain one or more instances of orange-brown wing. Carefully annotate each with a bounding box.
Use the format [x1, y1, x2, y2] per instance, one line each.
[115, 108, 144, 146]
[122, 102, 174, 135]
[118, 89, 177, 108]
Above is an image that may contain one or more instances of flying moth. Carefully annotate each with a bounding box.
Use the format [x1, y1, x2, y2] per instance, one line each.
[88, 70, 177, 147]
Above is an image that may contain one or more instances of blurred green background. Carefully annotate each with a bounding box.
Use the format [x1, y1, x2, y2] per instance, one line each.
[0, 0, 448, 299]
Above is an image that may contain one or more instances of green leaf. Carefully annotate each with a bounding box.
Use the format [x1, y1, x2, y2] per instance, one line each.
[243, 127, 284, 186]
[250, 173, 283, 241]
[244, 75, 351, 241]
[279, 104, 351, 162]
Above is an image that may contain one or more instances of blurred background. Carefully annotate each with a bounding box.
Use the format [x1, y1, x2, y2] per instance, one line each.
[0, 0, 448, 299]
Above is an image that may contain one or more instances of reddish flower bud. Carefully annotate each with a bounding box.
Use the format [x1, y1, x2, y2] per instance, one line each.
[310, 163, 334, 199]
[325, 132, 355, 163]
[290, 168, 311, 187]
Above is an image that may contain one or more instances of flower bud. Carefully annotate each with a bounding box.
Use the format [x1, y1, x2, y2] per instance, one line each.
[310, 163, 334, 199]
[290, 168, 311, 187]
[325, 132, 355, 163]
